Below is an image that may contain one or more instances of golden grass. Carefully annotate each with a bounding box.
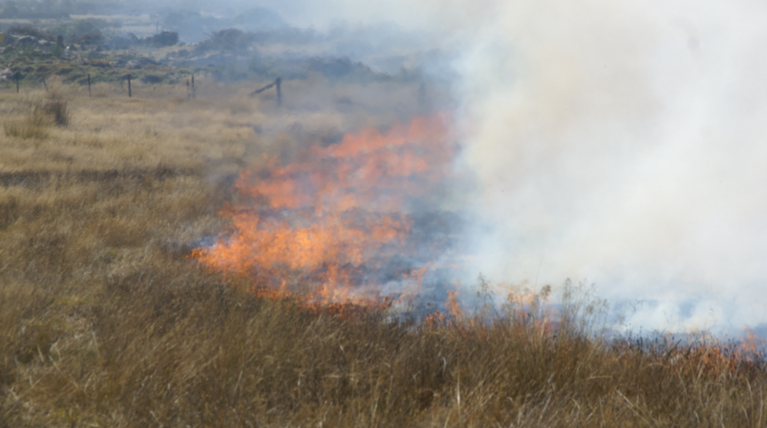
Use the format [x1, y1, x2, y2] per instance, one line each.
[1, 81, 766, 427]
[3, 113, 50, 140]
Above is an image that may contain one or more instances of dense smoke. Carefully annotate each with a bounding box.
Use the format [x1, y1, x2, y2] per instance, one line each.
[447, 0, 767, 335]
[254, 0, 767, 334]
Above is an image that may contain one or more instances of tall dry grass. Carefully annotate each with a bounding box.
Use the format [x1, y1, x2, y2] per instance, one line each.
[0, 81, 766, 427]
[2, 78, 75, 139]
[2, 98, 67, 140]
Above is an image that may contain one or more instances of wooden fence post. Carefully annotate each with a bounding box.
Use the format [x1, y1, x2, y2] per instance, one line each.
[127, 74, 132, 97]
[249, 77, 283, 107]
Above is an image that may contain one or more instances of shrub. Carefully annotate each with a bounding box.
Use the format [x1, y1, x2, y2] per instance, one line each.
[41, 99, 69, 126]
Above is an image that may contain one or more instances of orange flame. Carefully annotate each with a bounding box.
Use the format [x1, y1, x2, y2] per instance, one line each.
[446, 289, 463, 321]
[193, 116, 455, 311]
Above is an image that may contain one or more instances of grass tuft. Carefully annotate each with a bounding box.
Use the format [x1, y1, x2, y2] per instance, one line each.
[3, 96, 70, 139]
[40, 99, 70, 126]
[3, 110, 51, 139]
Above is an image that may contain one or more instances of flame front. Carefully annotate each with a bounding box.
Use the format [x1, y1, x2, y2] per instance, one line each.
[193, 116, 456, 310]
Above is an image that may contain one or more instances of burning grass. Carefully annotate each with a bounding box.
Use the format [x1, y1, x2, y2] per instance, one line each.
[192, 116, 456, 311]
[2, 82, 767, 427]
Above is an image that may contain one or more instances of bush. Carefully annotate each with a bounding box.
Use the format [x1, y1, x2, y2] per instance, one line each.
[6, 25, 55, 41]
[41, 99, 69, 126]
[147, 31, 178, 47]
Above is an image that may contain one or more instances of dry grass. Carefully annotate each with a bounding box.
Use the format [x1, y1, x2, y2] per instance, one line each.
[3, 113, 50, 140]
[3, 100, 55, 140]
[2, 84, 72, 139]
[1, 81, 766, 427]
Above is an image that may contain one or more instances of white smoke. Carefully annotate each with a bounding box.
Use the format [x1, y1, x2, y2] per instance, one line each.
[272, 0, 767, 333]
[449, 0, 767, 334]
[163, 0, 767, 333]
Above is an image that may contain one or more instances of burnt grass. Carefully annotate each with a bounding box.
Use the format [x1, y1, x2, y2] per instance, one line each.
[2, 88, 767, 427]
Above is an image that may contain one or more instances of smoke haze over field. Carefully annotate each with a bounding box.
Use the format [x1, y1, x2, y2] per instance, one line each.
[43, 0, 767, 333]
[235, 0, 767, 334]
[450, 0, 767, 334]
[449, 0, 767, 335]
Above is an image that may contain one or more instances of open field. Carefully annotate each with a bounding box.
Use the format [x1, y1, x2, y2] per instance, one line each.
[2, 82, 767, 427]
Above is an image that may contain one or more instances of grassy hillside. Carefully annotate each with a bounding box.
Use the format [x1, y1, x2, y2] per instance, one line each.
[1, 82, 766, 427]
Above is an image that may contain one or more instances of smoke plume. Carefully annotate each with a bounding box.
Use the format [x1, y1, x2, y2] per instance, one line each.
[259, 0, 767, 333]
[69, 0, 767, 333]
[443, 0, 767, 334]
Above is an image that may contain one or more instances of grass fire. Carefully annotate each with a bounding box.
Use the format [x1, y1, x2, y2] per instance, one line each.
[192, 116, 457, 313]
[3, 1, 767, 427]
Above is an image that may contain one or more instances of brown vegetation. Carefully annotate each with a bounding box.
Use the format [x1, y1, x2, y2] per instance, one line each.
[1, 82, 766, 427]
